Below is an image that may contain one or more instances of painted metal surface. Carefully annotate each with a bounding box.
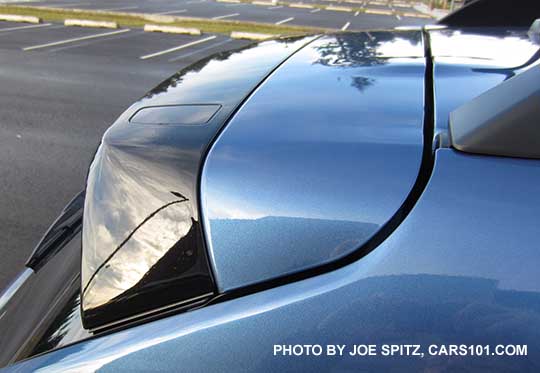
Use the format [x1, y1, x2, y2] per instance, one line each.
[129, 104, 222, 125]
[6, 149, 540, 372]
[80, 37, 315, 329]
[202, 31, 426, 291]
[430, 27, 540, 133]
[3, 27, 540, 371]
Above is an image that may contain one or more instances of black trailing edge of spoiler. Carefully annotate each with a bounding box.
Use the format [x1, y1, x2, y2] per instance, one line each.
[80, 36, 318, 331]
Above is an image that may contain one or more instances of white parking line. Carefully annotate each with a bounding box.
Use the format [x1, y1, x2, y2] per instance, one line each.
[158, 9, 188, 15]
[211, 13, 239, 20]
[0, 23, 52, 33]
[310, 8, 320, 13]
[268, 5, 283, 9]
[140, 35, 217, 60]
[98, 6, 139, 11]
[50, 30, 144, 53]
[169, 38, 233, 62]
[275, 17, 294, 25]
[23, 29, 130, 51]
[396, 14, 402, 20]
[341, 22, 350, 30]
[354, 11, 359, 16]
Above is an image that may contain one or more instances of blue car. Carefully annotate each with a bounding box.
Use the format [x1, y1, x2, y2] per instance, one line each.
[1, 0, 539, 371]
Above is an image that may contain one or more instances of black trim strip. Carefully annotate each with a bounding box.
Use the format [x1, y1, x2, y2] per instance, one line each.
[26, 191, 84, 271]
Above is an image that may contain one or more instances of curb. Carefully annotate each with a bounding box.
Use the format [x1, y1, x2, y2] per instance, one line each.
[143, 14, 176, 23]
[144, 24, 202, 35]
[412, 3, 449, 19]
[402, 12, 433, 19]
[0, 14, 41, 24]
[231, 31, 274, 40]
[365, 8, 394, 16]
[1, 5, 331, 35]
[64, 19, 118, 29]
[216, 0, 241, 3]
[252, 1, 275, 5]
[325, 6, 352, 12]
[289, 3, 315, 9]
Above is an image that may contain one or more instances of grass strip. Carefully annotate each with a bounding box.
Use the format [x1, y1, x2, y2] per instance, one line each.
[0, 5, 329, 35]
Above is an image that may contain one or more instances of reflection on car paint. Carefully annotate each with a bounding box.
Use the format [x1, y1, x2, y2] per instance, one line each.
[81, 36, 317, 329]
[3, 26, 540, 371]
[9, 149, 540, 372]
[30, 292, 90, 358]
[83, 193, 192, 310]
[202, 31, 427, 291]
[430, 27, 540, 132]
[129, 105, 222, 125]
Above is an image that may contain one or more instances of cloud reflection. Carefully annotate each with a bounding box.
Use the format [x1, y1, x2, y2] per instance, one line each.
[83, 199, 191, 310]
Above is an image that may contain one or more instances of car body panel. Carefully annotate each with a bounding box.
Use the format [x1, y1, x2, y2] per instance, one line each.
[429, 27, 540, 132]
[80, 36, 315, 329]
[5, 149, 540, 372]
[201, 31, 427, 291]
[2, 26, 540, 370]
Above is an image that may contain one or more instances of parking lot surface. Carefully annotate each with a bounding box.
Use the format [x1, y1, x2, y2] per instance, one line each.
[0, 0, 432, 289]
[3, 0, 433, 31]
[0, 19, 251, 288]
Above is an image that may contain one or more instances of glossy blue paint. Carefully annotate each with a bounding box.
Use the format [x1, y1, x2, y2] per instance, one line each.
[7, 149, 540, 372]
[429, 27, 540, 132]
[201, 31, 427, 292]
[3, 27, 540, 371]
[80, 37, 315, 329]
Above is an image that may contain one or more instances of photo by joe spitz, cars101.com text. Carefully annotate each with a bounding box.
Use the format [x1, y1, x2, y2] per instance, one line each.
[0, 0, 539, 371]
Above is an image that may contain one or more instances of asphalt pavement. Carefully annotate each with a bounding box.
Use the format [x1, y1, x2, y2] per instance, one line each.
[0, 20, 249, 289]
[0, 1, 432, 290]
[4, 0, 433, 31]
